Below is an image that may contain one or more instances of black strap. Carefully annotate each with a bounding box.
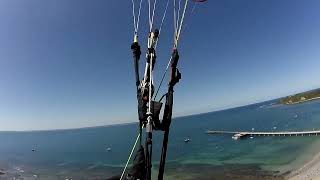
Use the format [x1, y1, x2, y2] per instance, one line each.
[158, 49, 180, 180]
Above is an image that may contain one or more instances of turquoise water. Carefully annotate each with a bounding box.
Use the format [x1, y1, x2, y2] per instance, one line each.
[1, 100, 320, 179]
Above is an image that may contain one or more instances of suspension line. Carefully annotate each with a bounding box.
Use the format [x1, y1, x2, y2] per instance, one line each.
[155, 0, 170, 49]
[131, 0, 144, 36]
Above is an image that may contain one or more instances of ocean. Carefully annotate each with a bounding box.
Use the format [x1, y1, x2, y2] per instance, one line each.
[1, 100, 320, 179]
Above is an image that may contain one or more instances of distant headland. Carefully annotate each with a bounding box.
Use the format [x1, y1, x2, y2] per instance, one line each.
[281, 88, 320, 105]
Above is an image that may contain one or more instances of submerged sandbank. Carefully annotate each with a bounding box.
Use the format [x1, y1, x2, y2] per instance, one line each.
[162, 163, 285, 180]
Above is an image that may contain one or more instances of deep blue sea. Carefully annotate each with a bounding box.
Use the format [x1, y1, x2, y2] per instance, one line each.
[1, 100, 320, 179]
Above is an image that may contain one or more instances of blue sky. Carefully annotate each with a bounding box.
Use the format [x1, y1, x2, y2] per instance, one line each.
[0, 0, 319, 130]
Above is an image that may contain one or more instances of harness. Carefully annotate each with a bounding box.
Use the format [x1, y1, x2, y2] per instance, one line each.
[117, 1, 206, 179]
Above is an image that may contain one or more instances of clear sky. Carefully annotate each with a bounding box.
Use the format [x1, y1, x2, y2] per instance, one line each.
[0, 0, 319, 131]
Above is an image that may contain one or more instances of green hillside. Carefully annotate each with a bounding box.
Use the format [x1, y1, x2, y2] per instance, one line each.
[281, 88, 320, 105]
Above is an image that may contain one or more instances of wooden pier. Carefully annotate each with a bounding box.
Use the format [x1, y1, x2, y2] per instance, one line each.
[206, 130, 320, 140]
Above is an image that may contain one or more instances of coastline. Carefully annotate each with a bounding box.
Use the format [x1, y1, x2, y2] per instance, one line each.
[282, 96, 320, 105]
[286, 151, 320, 180]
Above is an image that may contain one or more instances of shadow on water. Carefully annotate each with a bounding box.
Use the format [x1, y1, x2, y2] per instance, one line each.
[162, 162, 285, 180]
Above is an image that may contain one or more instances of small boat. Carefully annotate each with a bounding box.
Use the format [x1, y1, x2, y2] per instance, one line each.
[106, 147, 111, 151]
[184, 138, 190, 143]
[232, 136, 239, 140]
[32, 148, 36, 152]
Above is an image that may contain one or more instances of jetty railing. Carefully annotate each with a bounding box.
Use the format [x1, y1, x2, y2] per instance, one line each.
[206, 130, 320, 139]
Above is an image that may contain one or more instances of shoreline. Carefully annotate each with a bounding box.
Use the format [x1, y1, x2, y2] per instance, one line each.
[286, 151, 320, 180]
[282, 96, 320, 105]
[0, 162, 285, 180]
[1, 158, 319, 180]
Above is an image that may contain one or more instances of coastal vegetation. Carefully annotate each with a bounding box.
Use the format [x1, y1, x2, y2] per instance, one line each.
[281, 88, 320, 105]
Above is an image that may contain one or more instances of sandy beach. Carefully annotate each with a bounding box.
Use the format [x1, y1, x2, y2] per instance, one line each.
[287, 151, 320, 180]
